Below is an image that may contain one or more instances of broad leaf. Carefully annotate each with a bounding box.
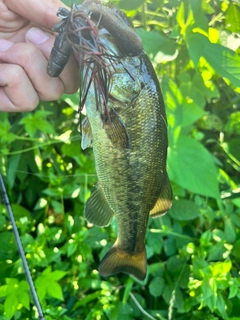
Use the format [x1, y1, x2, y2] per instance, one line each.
[137, 29, 178, 62]
[226, 4, 240, 33]
[4, 294, 18, 320]
[149, 277, 165, 297]
[168, 136, 219, 198]
[169, 199, 200, 221]
[185, 27, 240, 87]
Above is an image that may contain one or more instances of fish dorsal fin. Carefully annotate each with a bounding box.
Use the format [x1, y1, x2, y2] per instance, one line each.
[81, 116, 92, 150]
[105, 108, 130, 149]
[84, 184, 114, 227]
[150, 174, 172, 218]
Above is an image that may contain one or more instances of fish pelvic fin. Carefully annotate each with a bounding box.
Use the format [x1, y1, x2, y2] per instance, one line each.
[98, 242, 147, 281]
[84, 184, 114, 227]
[150, 173, 172, 218]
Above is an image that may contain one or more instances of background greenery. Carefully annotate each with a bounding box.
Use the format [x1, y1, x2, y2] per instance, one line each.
[0, 0, 240, 319]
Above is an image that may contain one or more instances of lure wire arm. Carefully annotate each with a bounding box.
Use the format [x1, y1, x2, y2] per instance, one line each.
[0, 174, 45, 320]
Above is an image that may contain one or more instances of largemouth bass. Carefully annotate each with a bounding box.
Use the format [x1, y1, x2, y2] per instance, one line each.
[47, 1, 172, 281]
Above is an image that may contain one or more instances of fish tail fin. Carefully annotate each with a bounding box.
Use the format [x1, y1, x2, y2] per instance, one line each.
[98, 242, 147, 281]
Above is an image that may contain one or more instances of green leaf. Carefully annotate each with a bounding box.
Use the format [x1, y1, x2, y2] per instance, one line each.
[212, 261, 232, 276]
[169, 199, 200, 221]
[47, 281, 64, 300]
[224, 111, 240, 134]
[176, 2, 185, 29]
[50, 200, 64, 214]
[0, 285, 7, 298]
[18, 291, 30, 310]
[192, 256, 209, 278]
[35, 119, 56, 135]
[164, 236, 177, 256]
[0, 233, 16, 260]
[181, 100, 206, 127]
[221, 139, 240, 166]
[226, 4, 240, 33]
[19, 115, 36, 137]
[185, 28, 240, 87]
[137, 29, 178, 62]
[43, 187, 63, 197]
[179, 81, 206, 109]
[146, 232, 162, 254]
[35, 267, 65, 301]
[216, 293, 228, 318]
[208, 242, 225, 262]
[67, 241, 77, 257]
[51, 270, 67, 281]
[166, 256, 186, 277]
[231, 240, 240, 258]
[4, 294, 18, 320]
[33, 110, 53, 118]
[229, 284, 239, 299]
[7, 154, 21, 189]
[35, 280, 47, 302]
[11, 205, 31, 219]
[224, 218, 236, 243]
[162, 77, 183, 144]
[168, 136, 219, 198]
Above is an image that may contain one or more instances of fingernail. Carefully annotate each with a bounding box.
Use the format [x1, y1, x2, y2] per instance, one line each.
[26, 27, 50, 45]
[0, 39, 13, 52]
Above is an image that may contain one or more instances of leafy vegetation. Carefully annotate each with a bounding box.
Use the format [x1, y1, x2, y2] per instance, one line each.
[0, 0, 240, 319]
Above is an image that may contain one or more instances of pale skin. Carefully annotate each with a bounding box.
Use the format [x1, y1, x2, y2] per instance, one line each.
[0, 0, 79, 112]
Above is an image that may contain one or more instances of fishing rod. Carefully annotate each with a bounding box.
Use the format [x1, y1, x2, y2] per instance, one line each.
[0, 174, 45, 320]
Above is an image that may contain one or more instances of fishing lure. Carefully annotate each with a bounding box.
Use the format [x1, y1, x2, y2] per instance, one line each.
[47, 0, 143, 120]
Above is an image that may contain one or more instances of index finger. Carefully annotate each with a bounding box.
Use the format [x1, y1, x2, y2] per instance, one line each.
[4, 0, 68, 29]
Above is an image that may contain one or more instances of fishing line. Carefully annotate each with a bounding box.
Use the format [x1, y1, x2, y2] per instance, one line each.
[0, 174, 45, 320]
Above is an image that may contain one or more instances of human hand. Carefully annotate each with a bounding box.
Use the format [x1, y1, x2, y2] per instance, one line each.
[0, 0, 79, 112]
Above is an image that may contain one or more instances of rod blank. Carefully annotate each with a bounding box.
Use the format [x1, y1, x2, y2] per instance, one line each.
[0, 174, 45, 320]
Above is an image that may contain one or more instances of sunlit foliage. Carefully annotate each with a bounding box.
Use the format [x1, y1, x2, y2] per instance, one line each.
[0, 0, 240, 319]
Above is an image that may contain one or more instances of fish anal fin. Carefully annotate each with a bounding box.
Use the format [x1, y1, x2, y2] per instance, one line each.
[84, 184, 114, 227]
[98, 241, 147, 281]
[150, 174, 172, 218]
[81, 116, 92, 150]
[105, 108, 130, 149]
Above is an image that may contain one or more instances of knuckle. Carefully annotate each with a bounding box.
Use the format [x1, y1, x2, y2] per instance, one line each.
[15, 43, 39, 64]
[10, 65, 25, 84]
[0, 63, 24, 84]
[38, 81, 64, 101]
[23, 99, 39, 111]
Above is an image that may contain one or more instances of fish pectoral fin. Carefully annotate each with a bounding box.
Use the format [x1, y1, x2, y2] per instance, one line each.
[98, 241, 146, 281]
[150, 174, 172, 218]
[105, 108, 130, 149]
[84, 184, 114, 227]
[81, 116, 92, 150]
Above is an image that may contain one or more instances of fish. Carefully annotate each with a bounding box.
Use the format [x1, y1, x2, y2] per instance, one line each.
[47, 1, 172, 281]
[81, 14, 172, 281]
